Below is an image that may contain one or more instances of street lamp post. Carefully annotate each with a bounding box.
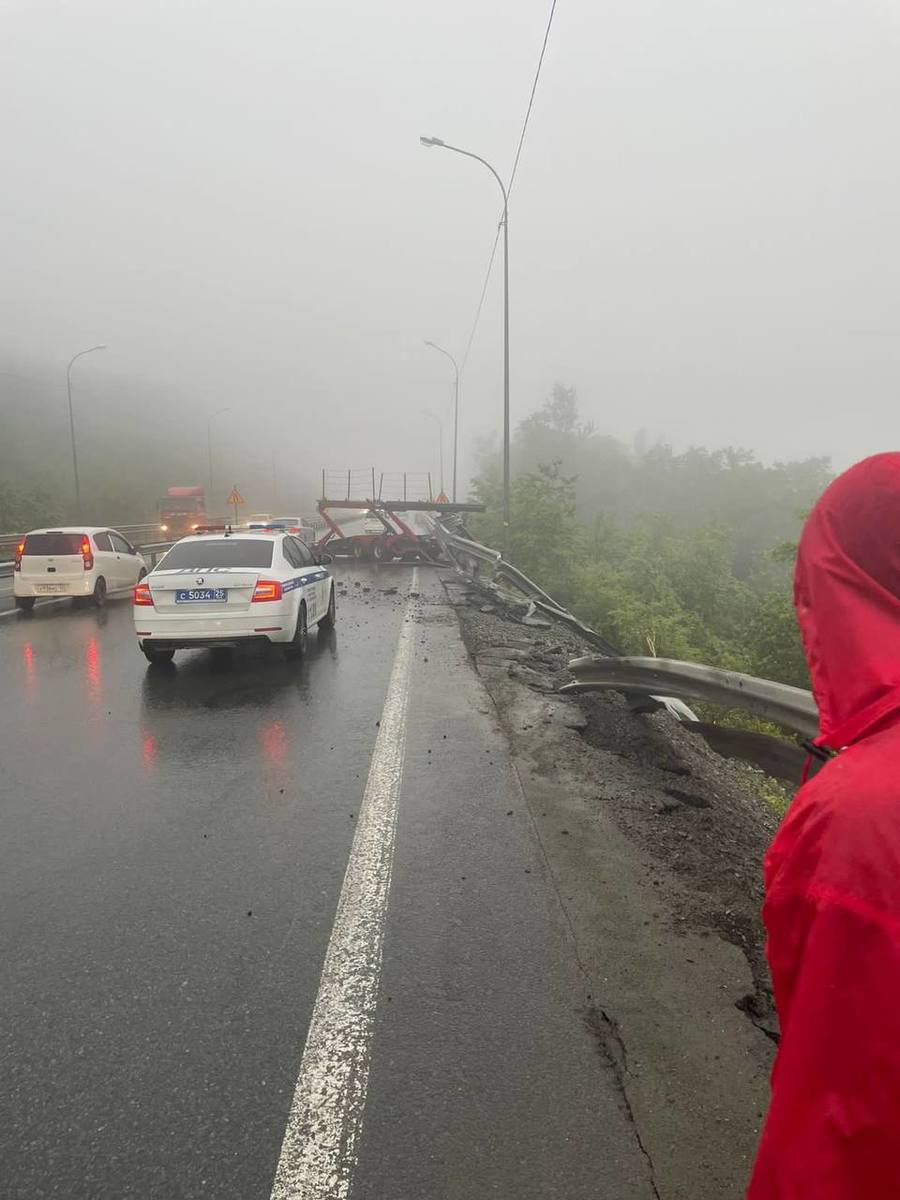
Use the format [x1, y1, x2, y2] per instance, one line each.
[207, 408, 231, 508]
[424, 340, 460, 502]
[422, 411, 445, 495]
[66, 345, 106, 521]
[420, 136, 510, 553]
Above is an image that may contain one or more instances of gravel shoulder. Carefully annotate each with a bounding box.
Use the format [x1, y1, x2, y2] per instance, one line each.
[444, 576, 779, 1200]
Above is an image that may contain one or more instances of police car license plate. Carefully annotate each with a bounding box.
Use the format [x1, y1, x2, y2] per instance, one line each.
[175, 588, 227, 603]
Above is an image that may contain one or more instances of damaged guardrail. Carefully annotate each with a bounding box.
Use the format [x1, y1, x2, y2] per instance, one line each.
[435, 528, 501, 579]
[432, 516, 696, 721]
[433, 515, 819, 738]
[433, 517, 623, 656]
[563, 656, 818, 740]
[494, 561, 621, 657]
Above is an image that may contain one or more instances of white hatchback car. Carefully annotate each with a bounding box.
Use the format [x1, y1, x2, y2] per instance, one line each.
[133, 530, 335, 664]
[14, 527, 148, 611]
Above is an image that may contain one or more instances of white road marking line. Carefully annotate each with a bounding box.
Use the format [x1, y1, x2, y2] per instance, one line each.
[0, 597, 71, 619]
[0, 588, 136, 619]
[269, 569, 419, 1200]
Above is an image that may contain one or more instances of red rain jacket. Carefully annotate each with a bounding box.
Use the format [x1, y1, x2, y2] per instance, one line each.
[748, 453, 900, 1198]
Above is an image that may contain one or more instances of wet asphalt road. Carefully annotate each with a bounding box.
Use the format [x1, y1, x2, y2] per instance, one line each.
[0, 565, 653, 1200]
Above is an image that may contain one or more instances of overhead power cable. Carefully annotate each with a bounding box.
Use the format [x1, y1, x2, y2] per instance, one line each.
[460, 236, 501, 372]
[460, 0, 559, 372]
[508, 0, 558, 198]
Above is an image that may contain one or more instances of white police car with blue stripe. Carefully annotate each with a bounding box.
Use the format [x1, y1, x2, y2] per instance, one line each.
[133, 530, 335, 664]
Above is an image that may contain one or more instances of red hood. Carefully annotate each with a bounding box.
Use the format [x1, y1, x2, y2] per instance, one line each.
[795, 452, 900, 748]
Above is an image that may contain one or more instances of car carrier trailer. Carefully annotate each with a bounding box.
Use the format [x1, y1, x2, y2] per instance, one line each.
[316, 468, 484, 562]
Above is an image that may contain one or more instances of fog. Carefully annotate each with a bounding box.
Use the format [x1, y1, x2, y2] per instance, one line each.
[3, 0, 900, 517]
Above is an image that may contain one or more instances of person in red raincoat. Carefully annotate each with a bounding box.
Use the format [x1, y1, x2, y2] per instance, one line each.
[748, 452, 900, 1198]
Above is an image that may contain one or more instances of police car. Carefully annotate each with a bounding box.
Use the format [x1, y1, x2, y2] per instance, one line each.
[133, 529, 335, 664]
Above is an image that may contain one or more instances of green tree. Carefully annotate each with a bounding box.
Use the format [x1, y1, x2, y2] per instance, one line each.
[745, 590, 809, 689]
[472, 460, 579, 593]
[468, 386, 827, 694]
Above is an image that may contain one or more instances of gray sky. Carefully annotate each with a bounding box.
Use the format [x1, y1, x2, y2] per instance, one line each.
[3, 0, 900, 501]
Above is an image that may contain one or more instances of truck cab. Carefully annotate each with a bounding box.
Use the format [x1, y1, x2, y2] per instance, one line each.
[159, 486, 207, 538]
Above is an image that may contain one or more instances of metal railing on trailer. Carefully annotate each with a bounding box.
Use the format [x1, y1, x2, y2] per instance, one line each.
[316, 471, 484, 562]
[320, 469, 441, 505]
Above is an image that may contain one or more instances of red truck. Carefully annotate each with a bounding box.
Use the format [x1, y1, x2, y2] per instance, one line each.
[158, 486, 207, 538]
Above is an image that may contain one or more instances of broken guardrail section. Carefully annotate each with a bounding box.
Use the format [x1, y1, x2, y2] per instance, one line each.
[432, 515, 819, 738]
[563, 656, 818, 740]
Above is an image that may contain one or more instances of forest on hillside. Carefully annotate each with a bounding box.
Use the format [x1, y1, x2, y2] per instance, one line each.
[0, 366, 315, 531]
[470, 385, 831, 691]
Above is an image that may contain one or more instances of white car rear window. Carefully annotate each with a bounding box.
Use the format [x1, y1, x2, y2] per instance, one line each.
[23, 533, 85, 555]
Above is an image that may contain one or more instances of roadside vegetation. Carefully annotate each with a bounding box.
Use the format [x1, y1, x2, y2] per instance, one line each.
[470, 384, 829, 693]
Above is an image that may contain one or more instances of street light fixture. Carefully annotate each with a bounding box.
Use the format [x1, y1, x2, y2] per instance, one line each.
[207, 407, 231, 507]
[66, 345, 106, 521]
[424, 340, 460, 502]
[420, 134, 510, 553]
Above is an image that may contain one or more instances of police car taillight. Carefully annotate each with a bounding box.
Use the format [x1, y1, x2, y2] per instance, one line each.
[252, 580, 283, 602]
[133, 582, 154, 606]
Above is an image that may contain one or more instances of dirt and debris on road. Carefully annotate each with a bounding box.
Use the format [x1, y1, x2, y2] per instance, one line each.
[443, 575, 781, 1200]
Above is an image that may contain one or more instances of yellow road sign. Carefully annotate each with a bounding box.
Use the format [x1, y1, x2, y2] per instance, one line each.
[226, 486, 244, 506]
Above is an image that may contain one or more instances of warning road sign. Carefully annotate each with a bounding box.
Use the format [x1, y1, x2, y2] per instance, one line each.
[435, 491, 449, 504]
[226, 486, 245, 525]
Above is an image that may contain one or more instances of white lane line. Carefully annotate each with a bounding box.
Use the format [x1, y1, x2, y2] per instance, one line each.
[269, 568, 419, 1200]
[0, 588, 136, 619]
[0, 597, 71, 619]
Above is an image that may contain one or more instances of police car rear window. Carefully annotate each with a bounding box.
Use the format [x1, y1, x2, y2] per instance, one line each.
[159, 540, 274, 569]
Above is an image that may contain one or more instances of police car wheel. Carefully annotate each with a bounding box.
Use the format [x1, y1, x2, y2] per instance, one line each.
[319, 584, 336, 630]
[285, 602, 308, 659]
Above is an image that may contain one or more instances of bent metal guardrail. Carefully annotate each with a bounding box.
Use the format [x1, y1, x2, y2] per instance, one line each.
[435, 527, 501, 579]
[431, 517, 696, 722]
[562, 656, 818, 739]
[433, 516, 818, 737]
